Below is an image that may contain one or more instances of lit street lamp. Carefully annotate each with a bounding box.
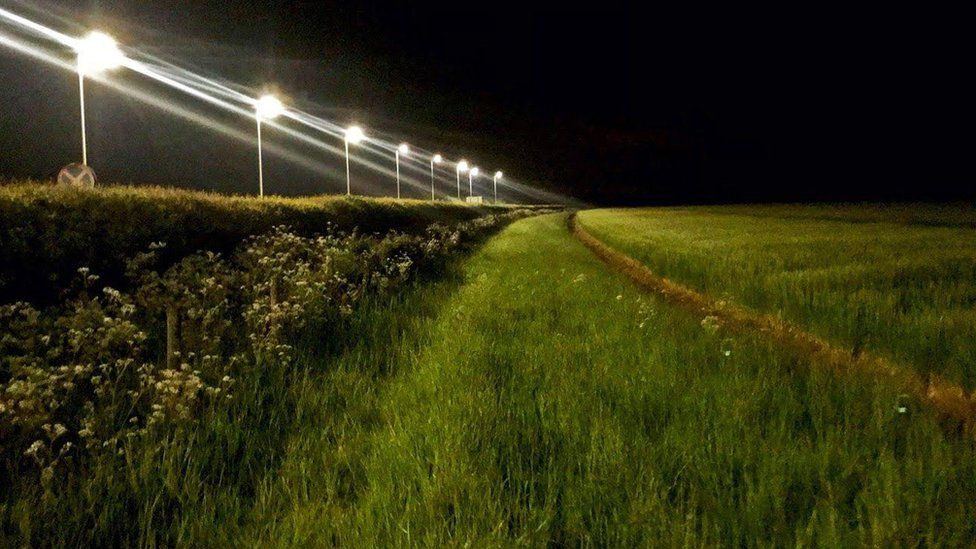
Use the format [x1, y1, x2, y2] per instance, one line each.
[395, 143, 409, 199]
[254, 94, 284, 197]
[493, 171, 503, 203]
[455, 160, 469, 200]
[469, 166, 479, 197]
[74, 31, 124, 168]
[344, 125, 365, 195]
[430, 154, 442, 201]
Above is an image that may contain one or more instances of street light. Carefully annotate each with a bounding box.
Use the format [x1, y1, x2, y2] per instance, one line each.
[254, 94, 284, 197]
[344, 125, 365, 195]
[493, 171, 503, 203]
[430, 154, 442, 201]
[395, 143, 409, 199]
[74, 31, 124, 168]
[469, 167, 479, 197]
[455, 160, 469, 200]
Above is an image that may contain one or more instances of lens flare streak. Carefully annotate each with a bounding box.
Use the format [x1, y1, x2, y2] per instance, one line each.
[0, 6, 582, 204]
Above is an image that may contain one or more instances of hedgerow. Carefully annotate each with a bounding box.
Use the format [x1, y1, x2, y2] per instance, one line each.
[0, 182, 510, 305]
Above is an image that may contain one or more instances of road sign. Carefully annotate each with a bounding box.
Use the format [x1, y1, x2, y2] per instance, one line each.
[465, 196, 484, 204]
[57, 163, 96, 188]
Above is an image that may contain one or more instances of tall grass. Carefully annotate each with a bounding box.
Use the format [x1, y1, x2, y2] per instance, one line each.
[230, 213, 974, 545]
[578, 205, 976, 388]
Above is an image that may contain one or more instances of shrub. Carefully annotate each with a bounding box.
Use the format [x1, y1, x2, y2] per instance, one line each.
[0, 182, 512, 305]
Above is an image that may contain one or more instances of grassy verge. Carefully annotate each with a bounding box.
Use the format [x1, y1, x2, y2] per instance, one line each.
[230, 213, 975, 545]
[577, 206, 976, 388]
[0, 274, 466, 546]
[218, 268, 467, 545]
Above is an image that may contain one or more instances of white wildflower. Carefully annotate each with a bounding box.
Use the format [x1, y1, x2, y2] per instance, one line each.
[24, 440, 45, 458]
[701, 315, 722, 335]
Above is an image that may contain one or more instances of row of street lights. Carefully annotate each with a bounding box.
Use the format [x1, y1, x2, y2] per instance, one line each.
[71, 30, 506, 202]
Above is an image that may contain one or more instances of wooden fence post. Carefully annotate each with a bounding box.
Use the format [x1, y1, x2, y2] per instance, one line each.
[166, 304, 179, 369]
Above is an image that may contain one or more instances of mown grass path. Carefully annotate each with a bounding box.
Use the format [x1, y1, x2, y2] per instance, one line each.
[236, 213, 974, 546]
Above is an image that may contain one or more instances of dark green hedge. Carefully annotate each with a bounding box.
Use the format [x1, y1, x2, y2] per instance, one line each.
[0, 182, 507, 305]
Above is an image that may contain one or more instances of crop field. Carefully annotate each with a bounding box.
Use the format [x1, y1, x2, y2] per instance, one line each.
[578, 205, 976, 389]
[2, 195, 975, 546]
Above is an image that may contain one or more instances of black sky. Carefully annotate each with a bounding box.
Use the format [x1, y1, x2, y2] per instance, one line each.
[0, 1, 972, 204]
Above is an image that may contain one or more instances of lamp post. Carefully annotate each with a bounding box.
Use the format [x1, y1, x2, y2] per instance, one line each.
[468, 167, 479, 197]
[395, 143, 409, 199]
[74, 31, 124, 168]
[455, 160, 469, 200]
[344, 125, 365, 195]
[430, 154, 442, 201]
[254, 94, 284, 197]
[493, 171, 503, 203]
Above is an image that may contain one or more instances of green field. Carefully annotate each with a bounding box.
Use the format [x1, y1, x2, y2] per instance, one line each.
[578, 205, 976, 388]
[3, 197, 975, 546]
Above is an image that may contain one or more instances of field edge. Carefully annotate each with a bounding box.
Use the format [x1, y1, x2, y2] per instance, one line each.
[569, 211, 976, 431]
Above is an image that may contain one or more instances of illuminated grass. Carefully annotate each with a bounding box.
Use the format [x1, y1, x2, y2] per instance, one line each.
[577, 205, 976, 388]
[3, 209, 972, 545]
[220, 213, 973, 545]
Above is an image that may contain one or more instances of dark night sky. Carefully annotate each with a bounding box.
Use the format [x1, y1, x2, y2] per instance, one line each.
[0, 0, 972, 205]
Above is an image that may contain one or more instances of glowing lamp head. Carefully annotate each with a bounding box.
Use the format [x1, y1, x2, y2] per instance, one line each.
[470, 167, 480, 177]
[76, 31, 124, 75]
[457, 160, 469, 172]
[255, 95, 285, 120]
[345, 125, 365, 144]
[432, 154, 443, 163]
[495, 171, 503, 179]
[397, 143, 410, 155]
